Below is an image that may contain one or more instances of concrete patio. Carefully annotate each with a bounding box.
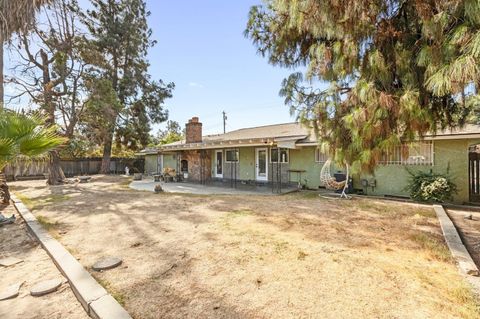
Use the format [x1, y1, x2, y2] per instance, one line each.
[129, 178, 298, 195]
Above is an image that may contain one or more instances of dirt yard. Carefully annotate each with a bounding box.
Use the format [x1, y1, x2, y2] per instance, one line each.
[9, 175, 480, 319]
[447, 209, 480, 269]
[0, 204, 89, 319]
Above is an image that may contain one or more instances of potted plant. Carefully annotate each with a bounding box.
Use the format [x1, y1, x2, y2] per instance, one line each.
[132, 167, 142, 180]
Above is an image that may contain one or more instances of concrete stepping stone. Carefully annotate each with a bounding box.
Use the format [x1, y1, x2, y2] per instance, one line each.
[30, 278, 63, 297]
[0, 282, 23, 301]
[92, 257, 122, 271]
[0, 257, 23, 267]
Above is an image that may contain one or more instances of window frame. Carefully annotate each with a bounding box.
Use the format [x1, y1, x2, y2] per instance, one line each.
[270, 148, 289, 163]
[315, 148, 328, 163]
[379, 141, 434, 165]
[225, 148, 239, 163]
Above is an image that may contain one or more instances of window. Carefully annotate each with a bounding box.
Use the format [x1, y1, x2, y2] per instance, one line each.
[315, 148, 329, 163]
[379, 142, 433, 165]
[271, 148, 289, 163]
[225, 149, 239, 162]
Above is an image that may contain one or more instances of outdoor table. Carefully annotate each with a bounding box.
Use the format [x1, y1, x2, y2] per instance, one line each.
[288, 169, 306, 189]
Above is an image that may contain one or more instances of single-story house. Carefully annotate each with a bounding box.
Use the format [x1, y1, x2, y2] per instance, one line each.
[138, 117, 480, 204]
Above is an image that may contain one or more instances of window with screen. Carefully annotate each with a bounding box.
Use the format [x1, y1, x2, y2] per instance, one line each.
[225, 149, 239, 162]
[270, 148, 289, 163]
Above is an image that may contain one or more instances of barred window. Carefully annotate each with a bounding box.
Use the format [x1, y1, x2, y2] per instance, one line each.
[379, 142, 433, 165]
[315, 148, 329, 163]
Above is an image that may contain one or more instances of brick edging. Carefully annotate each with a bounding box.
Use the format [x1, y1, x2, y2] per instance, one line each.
[433, 205, 479, 276]
[10, 194, 131, 319]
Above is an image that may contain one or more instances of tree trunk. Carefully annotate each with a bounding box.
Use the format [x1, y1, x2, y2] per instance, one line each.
[39, 49, 66, 185]
[0, 33, 4, 109]
[47, 150, 66, 185]
[0, 173, 9, 204]
[100, 132, 113, 174]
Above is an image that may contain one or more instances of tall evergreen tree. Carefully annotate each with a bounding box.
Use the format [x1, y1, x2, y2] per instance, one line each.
[80, 0, 173, 173]
[246, 0, 480, 170]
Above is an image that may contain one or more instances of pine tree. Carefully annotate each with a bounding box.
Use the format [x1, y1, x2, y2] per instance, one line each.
[246, 0, 480, 170]
[79, 0, 173, 173]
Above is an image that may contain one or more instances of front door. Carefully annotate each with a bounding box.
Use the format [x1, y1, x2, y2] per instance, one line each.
[256, 148, 268, 181]
[215, 150, 223, 178]
[469, 151, 480, 202]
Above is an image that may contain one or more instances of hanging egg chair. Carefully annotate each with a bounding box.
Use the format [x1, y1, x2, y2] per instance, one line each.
[320, 159, 350, 199]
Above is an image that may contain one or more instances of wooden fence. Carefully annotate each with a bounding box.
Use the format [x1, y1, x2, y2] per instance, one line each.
[3, 157, 144, 181]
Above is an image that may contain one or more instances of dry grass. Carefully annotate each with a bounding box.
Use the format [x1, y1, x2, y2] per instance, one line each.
[92, 273, 126, 306]
[16, 193, 70, 211]
[10, 175, 480, 319]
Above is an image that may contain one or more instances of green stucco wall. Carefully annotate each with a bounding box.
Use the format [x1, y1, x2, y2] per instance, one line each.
[239, 148, 256, 180]
[209, 147, 319, 184]
[145, 153, 178, 174]
[289, 147, 323, 188]
[210, 148, 257, 181]
[155, 138, 476, 203]
[357, 139, 480, 203]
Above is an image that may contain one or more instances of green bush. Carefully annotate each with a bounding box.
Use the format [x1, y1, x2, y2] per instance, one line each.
[406, 169, 457, 202]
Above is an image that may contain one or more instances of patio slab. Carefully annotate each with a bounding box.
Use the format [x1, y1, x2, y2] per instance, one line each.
[129, 178, 297, 195]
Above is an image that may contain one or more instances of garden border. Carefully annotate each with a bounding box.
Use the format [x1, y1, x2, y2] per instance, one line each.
[10, 193, 131, 319]
[433, 205, 479, 276]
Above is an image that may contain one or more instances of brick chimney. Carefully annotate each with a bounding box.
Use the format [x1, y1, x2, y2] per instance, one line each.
[185, 117, 202, 143]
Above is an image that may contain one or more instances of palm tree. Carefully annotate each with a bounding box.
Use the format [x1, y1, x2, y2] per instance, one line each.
[0, 109, 65, 203]
[0, 0, 53, 107]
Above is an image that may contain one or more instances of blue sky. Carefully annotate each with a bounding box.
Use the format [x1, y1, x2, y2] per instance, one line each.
[146, 1, 296, 135]
[5, 0, 299, 135]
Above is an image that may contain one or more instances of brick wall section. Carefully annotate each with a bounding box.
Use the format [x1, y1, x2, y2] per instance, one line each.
[181, 150, 211, 182]
[185, 117, 202, 143]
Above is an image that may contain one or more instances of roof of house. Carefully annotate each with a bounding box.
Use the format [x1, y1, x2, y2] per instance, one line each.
[136, 122, 480, 154]
[203, 122, 310, 141]
[423, 124, 480, 139]
[155, 122, 315, 152]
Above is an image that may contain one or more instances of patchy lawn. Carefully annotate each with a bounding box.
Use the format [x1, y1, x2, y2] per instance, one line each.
[10, 175, 480, 319]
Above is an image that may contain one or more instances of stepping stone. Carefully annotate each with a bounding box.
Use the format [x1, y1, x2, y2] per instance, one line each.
[0, 282, 23, 301]
[30, 278, 63, 297]
[92, 257, 122, 271]
[0, 257, 23, 267]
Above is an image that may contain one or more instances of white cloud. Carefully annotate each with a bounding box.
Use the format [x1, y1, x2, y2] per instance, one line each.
[188, 82, 204, 88]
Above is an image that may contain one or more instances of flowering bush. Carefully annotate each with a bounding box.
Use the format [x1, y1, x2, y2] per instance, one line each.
[406, 170, 457, 202]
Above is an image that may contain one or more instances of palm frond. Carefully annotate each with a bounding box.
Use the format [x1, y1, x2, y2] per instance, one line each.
[0, 0, 53, 40]
[0, 109, 65, 170]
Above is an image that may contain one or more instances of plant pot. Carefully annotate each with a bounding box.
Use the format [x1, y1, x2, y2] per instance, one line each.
[133, 173, 142, 180]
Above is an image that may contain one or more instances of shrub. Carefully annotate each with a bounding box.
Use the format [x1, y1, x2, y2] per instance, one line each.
[406, 169, 457, 202]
